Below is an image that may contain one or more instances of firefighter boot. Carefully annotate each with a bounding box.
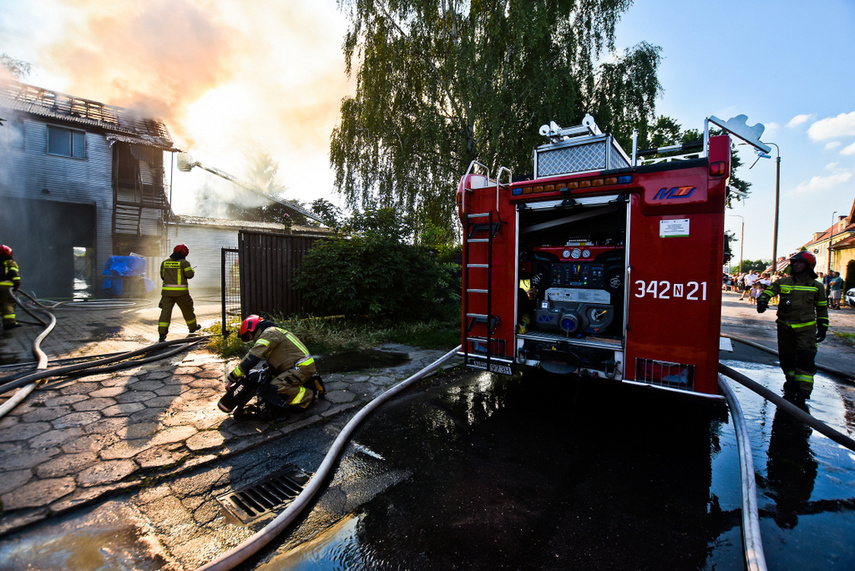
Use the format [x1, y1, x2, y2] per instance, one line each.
[782, 371, 799, 399]
[259, 401, 290, 422]
[310, 374, 326, 400]
[797, 381, 814, 399]
[233, 401, 289, 422]
[258, 383, 292, 410]
[782, 379, 798, 399]
[234, 401, 288, 422]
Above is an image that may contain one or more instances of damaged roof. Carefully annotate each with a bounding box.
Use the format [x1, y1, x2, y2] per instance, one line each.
[172, 214, 331, 237]
[0, 78, 177, 151]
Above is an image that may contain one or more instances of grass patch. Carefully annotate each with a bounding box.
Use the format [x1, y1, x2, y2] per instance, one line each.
[204, 311, 461, 358]
[203, 322, 250, 359]
[833, 331, 855, 346]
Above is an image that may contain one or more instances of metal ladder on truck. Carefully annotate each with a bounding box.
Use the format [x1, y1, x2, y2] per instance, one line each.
[460, 162, 511, 373]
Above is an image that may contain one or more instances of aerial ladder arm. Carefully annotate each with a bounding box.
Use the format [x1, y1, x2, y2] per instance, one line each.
[176, 152, 325, 224]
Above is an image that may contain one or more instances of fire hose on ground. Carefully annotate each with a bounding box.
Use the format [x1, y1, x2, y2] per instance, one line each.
[195, 344, 464, 571]
[198, 349, 855, 571]
[717, 357, 855, 571]
[717, 374, 767, 571]
[0, 290, 207, 420]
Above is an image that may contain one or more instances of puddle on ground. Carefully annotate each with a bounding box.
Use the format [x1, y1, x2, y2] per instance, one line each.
[315, 349, 409, 373]
[0, 501, 173, 571]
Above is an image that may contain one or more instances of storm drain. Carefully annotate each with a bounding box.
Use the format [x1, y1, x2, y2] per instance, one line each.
[216, 465, 311, 524]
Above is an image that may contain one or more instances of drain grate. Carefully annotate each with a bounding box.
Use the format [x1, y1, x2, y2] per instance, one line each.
[216, 465, 311, 523]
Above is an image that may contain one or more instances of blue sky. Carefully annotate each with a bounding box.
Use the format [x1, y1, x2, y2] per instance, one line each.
[2, 0, 853, 260]
[615, 0, 855, 262]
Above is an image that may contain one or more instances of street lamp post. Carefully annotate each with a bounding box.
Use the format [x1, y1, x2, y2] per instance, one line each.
[829, 210, 838, 275]
[727, 215, 744, 274]
[767, 142, 781, 272]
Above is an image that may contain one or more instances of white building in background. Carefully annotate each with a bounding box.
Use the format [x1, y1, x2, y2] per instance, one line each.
[152, 215, 328, 295]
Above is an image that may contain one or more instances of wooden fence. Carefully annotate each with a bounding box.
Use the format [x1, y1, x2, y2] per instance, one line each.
[235, 231, 323, 321]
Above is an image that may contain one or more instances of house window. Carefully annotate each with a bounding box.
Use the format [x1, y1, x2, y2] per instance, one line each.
[47, 125, 85, 159]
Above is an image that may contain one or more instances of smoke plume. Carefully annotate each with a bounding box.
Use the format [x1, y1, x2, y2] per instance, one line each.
[2, 0, 353, 213]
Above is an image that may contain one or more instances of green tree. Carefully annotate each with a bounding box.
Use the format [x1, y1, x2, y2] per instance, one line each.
[311, 198, 345, 231]
[293, 206, 459, 319]
[332, 0, 661, 239]
[741, 259, 771, 274]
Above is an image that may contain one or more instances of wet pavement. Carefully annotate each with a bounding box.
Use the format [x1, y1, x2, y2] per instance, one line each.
[249, 356, 855, 570]
[0, 289, 854, 569]
[0, 295, 461, 558]
[719, 288, 855, 379]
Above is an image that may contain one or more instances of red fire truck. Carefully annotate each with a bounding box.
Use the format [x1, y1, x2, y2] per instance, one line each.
[457, 114, 769, 399]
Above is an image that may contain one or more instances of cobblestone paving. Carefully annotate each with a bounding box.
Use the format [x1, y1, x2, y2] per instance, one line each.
[0, 298, 461, 538]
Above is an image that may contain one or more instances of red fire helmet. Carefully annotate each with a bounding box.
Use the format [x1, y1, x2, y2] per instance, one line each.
[0, 245, 12, 257]
[173, 244, 190, 257]
[239, 314, 265, 342]
[790, 250, 816, 270]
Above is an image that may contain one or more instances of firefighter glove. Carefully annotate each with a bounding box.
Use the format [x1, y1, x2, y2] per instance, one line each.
[817, 325, 827, 343]
[12, 283, 19, 291]
[756, 297, 768, 313]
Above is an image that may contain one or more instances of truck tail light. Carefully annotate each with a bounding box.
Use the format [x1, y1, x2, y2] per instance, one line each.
[511, 174, 633, 196]
[709, 161, 727, 177]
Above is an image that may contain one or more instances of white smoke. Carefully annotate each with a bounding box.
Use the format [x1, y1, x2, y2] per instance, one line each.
[1, 0, 353, 215]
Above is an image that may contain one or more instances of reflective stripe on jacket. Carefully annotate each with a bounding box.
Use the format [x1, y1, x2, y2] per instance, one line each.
[160, 258, 194, 292]
[0, 259, 20, 287]
[759, 275, 828, 328]
[247, 327, 315, 375]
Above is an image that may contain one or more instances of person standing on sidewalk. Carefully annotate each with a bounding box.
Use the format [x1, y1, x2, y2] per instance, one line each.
[828, 271, 844, 310]
[0, 244, 21, 329]
[158, 244, 201, 342]
[740, 270, 758, 300]
[757, 251, 828, 399]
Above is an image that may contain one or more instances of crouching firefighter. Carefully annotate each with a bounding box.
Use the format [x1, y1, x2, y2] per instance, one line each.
[757, 251, 829, 399]
[219, 315, 325, 421]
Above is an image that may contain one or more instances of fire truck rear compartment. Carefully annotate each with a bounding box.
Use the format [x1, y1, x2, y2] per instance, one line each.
[517, 195, 628, 378]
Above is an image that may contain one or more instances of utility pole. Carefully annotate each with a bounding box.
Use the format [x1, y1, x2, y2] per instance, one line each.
[768, 143, 780, 271]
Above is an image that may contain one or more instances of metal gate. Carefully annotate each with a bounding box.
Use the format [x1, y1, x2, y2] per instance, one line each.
[221, 231, 322, 335]
[221, 247, 241, 336]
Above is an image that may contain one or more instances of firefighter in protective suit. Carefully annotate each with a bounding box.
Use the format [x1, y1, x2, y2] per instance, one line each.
[158, 244, 201, 342]
[222, 315, 325, 421]
[757, 251, 828, 399]
[1, 245, 21, 329]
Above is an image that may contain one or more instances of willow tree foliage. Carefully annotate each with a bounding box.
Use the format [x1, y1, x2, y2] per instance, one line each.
[331, 0, 662, 239]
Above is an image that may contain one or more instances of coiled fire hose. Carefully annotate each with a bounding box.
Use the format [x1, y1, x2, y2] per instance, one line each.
[0, 290, 207, 419]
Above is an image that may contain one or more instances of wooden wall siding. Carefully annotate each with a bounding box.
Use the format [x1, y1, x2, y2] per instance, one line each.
[1, 117, 115, 287]
[238, 231, 321, 319]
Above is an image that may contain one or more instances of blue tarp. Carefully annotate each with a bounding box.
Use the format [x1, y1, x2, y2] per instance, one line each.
[102, 256, 155, 296]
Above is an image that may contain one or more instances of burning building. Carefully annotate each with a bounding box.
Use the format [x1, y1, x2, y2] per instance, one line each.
[0, 78, 177, 297]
